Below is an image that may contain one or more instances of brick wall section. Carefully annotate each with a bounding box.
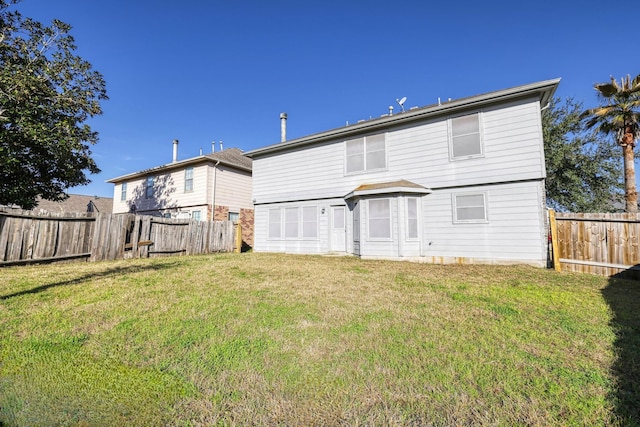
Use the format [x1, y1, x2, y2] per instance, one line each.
[213, 205, 229, 221]
[239, 208, 254, 249]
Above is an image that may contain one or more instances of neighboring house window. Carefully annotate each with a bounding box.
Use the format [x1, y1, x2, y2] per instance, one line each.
[368, 199, 391, 239]
[145, 176, 154, 198]
[284, 207, 299, 238]
[228, 212, 239, 222]
[184, 167, 194, 192]
[450, 113, 482, 160]
[192, 210, 201, 221]
[120, 182, 127, 201]
[268, 208, 281, 239]
[453, 193, 488, 223]
[407, 197, 418, 239]
[345, 133, 386, 174]
[302, 206, 318, 239]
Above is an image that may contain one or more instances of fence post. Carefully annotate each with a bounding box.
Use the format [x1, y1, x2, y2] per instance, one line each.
[234, 222, 242, 253]
[549, 209, 561, 272]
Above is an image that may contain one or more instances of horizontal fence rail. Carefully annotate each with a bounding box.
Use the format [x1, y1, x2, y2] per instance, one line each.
[552, 211, 640, 278]
[0, 210, 237, 266]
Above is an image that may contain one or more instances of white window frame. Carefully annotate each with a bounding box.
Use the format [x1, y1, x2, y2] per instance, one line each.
[448, 112, 484, 161]
[184, 167, 194, 192]
[191, 210, 201, 221]
[120, 182, 127, 201]
[406, 197, 419, 240]
[367, 198, 392, 240]
[452, 192, 488, 224]
[345, 133, 387, 175]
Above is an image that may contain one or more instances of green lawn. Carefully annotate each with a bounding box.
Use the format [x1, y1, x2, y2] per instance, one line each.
[0, 253, 638, 426]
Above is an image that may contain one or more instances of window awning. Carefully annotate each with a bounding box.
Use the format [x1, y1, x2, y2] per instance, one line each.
[344, 180, 431, 199]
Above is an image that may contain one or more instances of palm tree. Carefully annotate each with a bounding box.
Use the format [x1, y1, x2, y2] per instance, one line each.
[581, 74, 640, 213]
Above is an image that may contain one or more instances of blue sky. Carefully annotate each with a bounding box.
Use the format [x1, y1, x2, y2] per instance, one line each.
[12, 0, 637, 198]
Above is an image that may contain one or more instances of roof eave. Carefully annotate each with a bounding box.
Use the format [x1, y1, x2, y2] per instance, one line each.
[246, 78, 561, 158]
[106, 155, 251, 183]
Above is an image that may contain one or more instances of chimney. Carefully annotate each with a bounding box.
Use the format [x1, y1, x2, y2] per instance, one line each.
[172, 139, 179, 162]
[280, 112, 287, 142]
[211, 141, 215, 152]
[219, 140, 224, 151]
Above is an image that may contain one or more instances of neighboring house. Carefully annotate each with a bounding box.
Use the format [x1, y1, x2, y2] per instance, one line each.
[107, 145, 254, 247]
[246, 79, 560, 266]
[13, 194, 113, 214]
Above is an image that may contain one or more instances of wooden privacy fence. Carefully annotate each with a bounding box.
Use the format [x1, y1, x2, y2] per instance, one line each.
[0, 210, 239, 266]
[549, 211, 640, 278]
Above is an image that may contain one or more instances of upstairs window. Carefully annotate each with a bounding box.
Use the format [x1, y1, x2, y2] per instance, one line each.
[450, 113, 482, 160]
[346, 134, 386, 174]
[184, 167, 194, 192]
[145, 176, 154, 198]
[453, 193, 487, 223]
[120, 182, 127, 201]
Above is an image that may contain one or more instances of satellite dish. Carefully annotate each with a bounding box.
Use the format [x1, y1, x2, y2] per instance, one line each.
[396, 96, 407, 112]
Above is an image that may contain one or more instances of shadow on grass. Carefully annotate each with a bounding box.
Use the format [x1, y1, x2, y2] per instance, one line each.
[0, 262, 179, 300]
[603, 267, 640, 424]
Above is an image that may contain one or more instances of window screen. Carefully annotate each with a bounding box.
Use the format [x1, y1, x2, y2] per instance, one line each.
[145, 176, 154, 198]
[228, 212, 239, 222]
[120, 182, 127, 201]
[407, 198, 418, 239]
[366, 134, 386, 170]
[268, 208, 281, 239]
[284, 207, 299, 238]
[454, 193, 487, 222]
[368, 199, 391, 239]
[302, 206, 317, 238]
[346, 138, 365, 173]
[185, 167, 194, 192]
[451, 113, 482, 159]
[192, 210, 201, 221]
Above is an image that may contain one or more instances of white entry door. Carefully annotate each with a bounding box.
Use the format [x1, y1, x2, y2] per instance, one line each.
[330, 206, 346, 252]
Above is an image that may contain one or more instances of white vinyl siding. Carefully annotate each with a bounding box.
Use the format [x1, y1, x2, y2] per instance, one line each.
[424, 181, 546, 265]
[450, 113, 482, 160]
[407, 197, 418, 239]
[120, 182, 127, 201]
[345, 134, 386, 174]
[368, 199, 391, 239]
[184, 167, 194, 192]
[453, 193, 487, 223]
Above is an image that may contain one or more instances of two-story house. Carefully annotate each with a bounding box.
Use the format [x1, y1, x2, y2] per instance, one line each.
[246, 79, 560, 266]
[107, 143, 254, 247]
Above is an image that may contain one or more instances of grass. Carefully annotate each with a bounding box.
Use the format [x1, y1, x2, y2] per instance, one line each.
[0, 252, 638, 426]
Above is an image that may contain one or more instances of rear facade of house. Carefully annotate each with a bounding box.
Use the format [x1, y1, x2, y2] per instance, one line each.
[247, 79, 559, 266]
